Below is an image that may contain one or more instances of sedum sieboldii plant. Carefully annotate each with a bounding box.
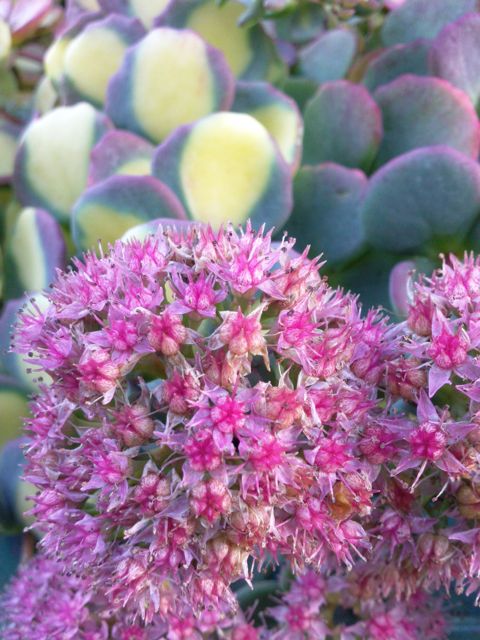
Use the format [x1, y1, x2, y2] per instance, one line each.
[9, 222, 388, 627]
[3, 223, 480, 638]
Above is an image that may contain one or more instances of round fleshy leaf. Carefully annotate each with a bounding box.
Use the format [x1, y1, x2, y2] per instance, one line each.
[70, 0, 100, 9]
[275, 39, 296, 68]
[278, 76, 318, 112]
[44, 33, 73, 85]
[65, 0, 101, 23]
[14, 103, 111, 222]
[429, 12, 480, 112]
[0, 534, 22, 586]
[303, 81, 383, 170]
[5, 208, 66, 298]
[388, 256, 435, 318]
[34, 76, 59, 115]
[0, 65, 18, 114]
[0, 380, 28, 450]
[105, 27, 235, 143]
[232, 81, 303, 170]
[156, 0, 284, 81]
[121, 217, 198, 242]
[0, 295, 52, 391]
[44, 12, 99, 87]
[0, 120, 21, 184]
[127, 0, 170, 27]
[465, 216, 480, 253]
[363, 39, 430, 92]
[274, 4, 325, 45]
[0, 439, 26, 531]
[284, 163, 367, 266]
[62, 15, 145, 107]
[88, 130, 154, 185]
[334, 251, 401, 309]
[362, 146, 480, 252]
[0, 438, 36, 533]
[374, 75, 480, 165]
[0, 19, 11, 64]
[6, 0, 54, 43]
[298, 28, 356, 84]
[382, 0, 477, 46]
[152, 112, 292, 230]
[389, 260, 415, 317]
[72, 174, 187, 251]
[101, 0, 171, 28]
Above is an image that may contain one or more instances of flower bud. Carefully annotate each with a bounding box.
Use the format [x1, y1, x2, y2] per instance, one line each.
[457, 483, 480, 519]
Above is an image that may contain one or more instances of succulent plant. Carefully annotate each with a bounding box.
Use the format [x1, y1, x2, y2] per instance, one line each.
[276, 0, 480, 311]
[1, 5, 480, 633]
[3, 226, 480, 636]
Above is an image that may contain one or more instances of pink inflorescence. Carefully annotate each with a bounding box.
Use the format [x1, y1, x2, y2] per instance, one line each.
[0, 554, 168, 640]
[1, 554, 447, 640]
[8, 229, 480, 637]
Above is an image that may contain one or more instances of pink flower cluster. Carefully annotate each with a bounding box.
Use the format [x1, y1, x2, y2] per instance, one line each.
[1, 556, 446, 640]
[5, 226, 480, 636]
[266, 568, 446, 640]
[0, 554, 163, 640]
